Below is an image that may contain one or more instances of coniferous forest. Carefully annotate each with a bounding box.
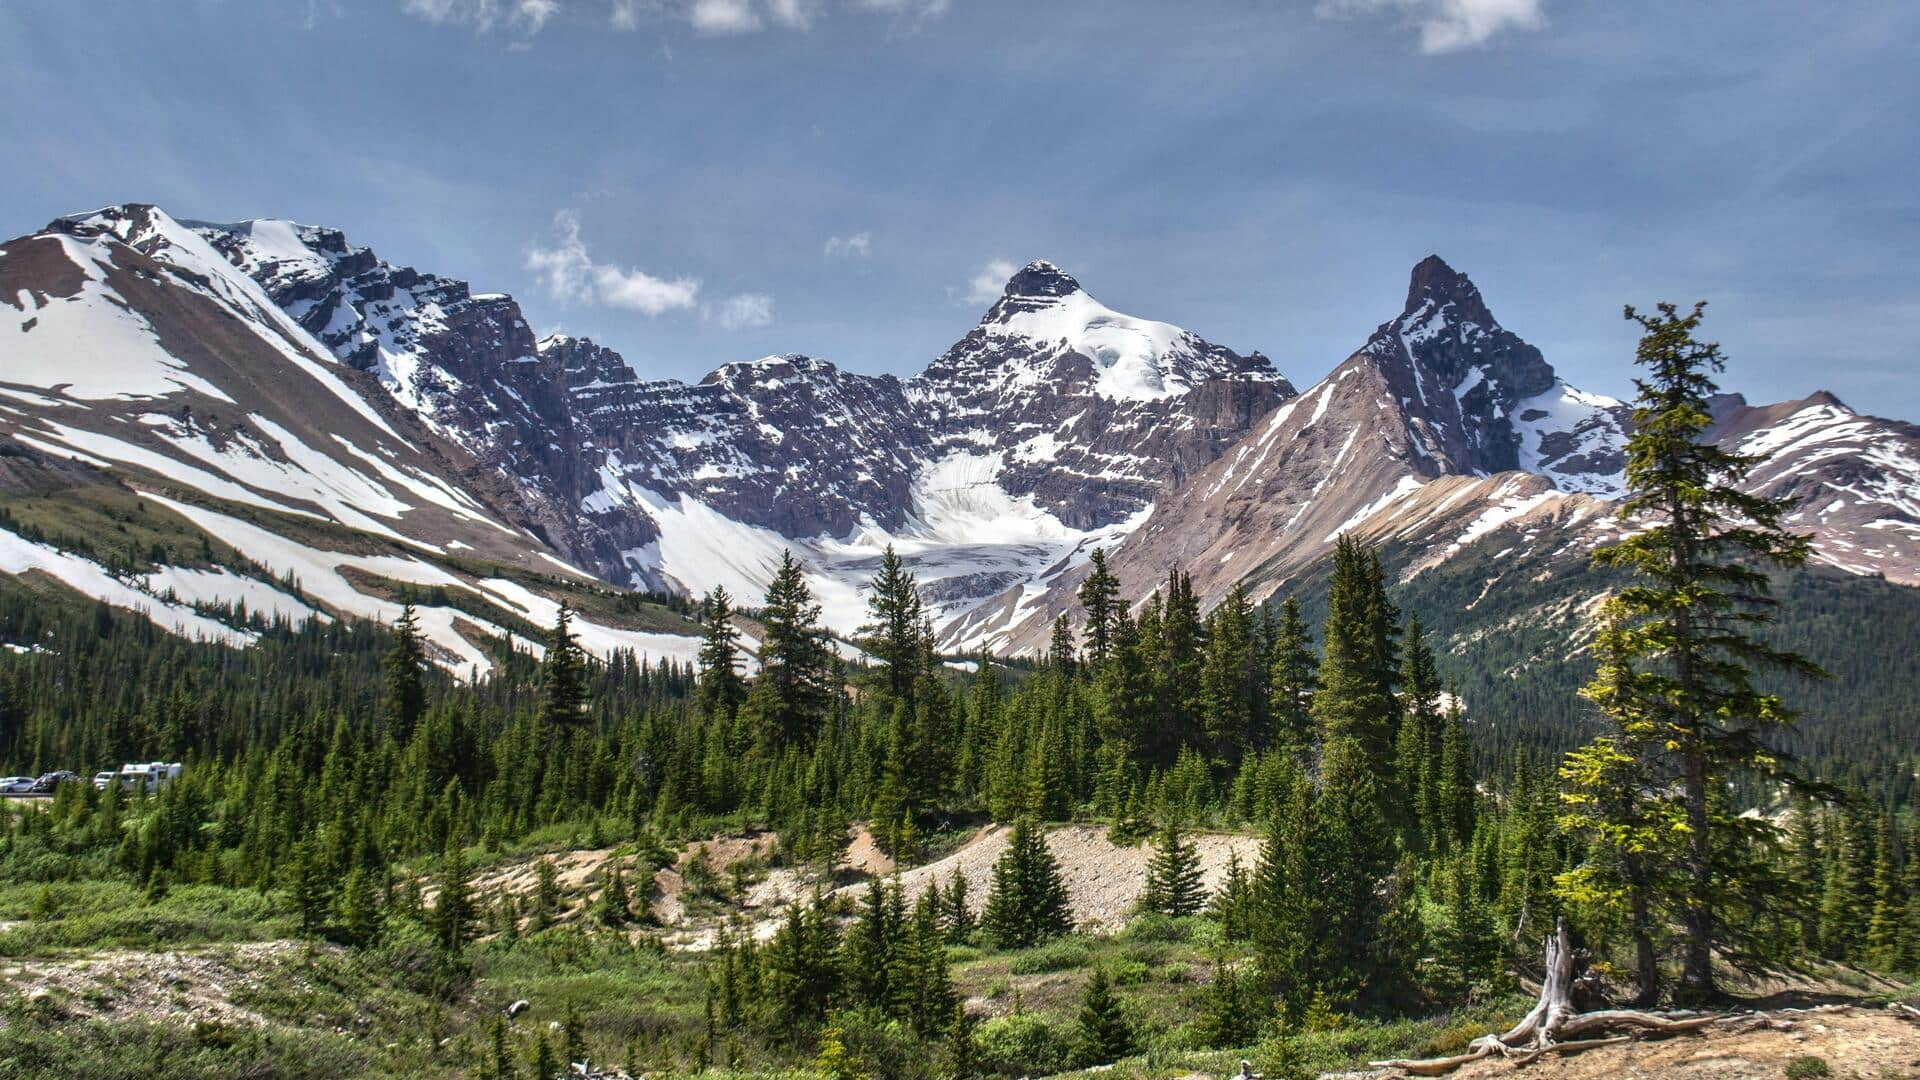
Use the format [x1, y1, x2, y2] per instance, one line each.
[1, 310, 1918, 1078]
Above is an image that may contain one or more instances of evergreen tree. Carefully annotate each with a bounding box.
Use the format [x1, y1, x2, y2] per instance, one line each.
[1557, 629, 1680, 1004]
[746, 551, 835, 747]
[431, 844, 477, 952]
[1140, 818, 1206, 917]
[1266, 596, 1317, 752]
[1077, 548, 1121, 667]
[696, 587, 746, 720]
[1201, 585, 1259, 758]
[982, 817, 1073, 948]
[384, 600, 428, 741]
[1048, 614, 1078, 677]
[287, 837, 333, 939]
[1593, 301, 1823, 996]
[339, 862, 385, 947]
[860, 545, 924, 705]
[900, 886, 957, 1036]
[1072, 967, 1135, 1066]
[942, 872, 976, 943]
[1197, 960, 1265, 1049]
[597, 864, 631, 927]
[1312, 538, 1398, 790]
[539, 605, 589, 729]
[532, 856, 559, 930]
[764, 893, 842, 1034]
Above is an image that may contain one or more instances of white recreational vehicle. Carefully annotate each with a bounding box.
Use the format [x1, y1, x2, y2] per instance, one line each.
[98, 762, 183, 793]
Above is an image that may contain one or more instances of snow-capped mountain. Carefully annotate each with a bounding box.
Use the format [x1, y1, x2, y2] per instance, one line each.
[5, 203, 1918, 664]
[976, 257, 1920, 654]
[0, 205, 709, 673]
[2, 206, 1292, 648]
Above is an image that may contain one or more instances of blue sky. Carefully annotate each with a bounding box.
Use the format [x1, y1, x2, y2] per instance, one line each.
[4, 0, 1917, 416]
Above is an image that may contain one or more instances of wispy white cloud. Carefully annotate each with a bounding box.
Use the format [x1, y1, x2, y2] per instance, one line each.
[824, 231, 872, 258]
[1315, 0, 1547, 54]
[605, 0, 942, 35]
[963, 258, 1018, 305]
[704, 293, 775, 329]
[526, 210, 701, 316]
[400, 0, 561, 33]
[689, 0, 761, 33]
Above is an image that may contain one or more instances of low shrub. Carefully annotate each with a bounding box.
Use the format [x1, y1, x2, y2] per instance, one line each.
[975, 1013, 1070, 1076]
[1007, 938, 1089, 974]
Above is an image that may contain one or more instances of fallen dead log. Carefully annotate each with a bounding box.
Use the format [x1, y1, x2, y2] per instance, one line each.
[1371, 919, 1722, 1075]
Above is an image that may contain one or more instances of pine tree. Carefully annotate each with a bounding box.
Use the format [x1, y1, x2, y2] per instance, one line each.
[431, 845, 477, 952]
[942, 872, 976, 943]
[384, 600, 428, 741]
[532, 856, 559, 930]
[901, 886, 957, 1036]
[1266, 595, 1317, 752]
[529, 1031, 558, 1080]
[1593, 301, 1824, 996]
[339, 862, 384, 947]
[1557, 628, 1680, 1004]
[696, 587, 746, 719]
[1197, 960, 1264, 1048]
[1072, 967, 1135, 1066]
[754, 898, 833, 1037]
[982, 817, 1073, 948]
[1396, 612, 1443, 850]
[746, 551, 834, 747]
[287, 837, 333, 939]
[1141, 818, 1206, 917]
[1251, 773, 1315, 996]
[860, 545, 924, 705]
[1312, 538, 1397, 789]
[1200, 585, 1259, 759]
[842, 877, 903, 1009]
[1077, 548, 1121, 667]
[1866, 818, 1903, 966]
[944, 1006, 979, 1080]
[597, 864, 631, 927]
[539, 605, 589, 729]
[1048, 614, 1078, 678]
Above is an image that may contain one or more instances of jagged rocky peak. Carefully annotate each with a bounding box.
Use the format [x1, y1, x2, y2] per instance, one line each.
[1383, 254, 1556, 401]
[983, 259, 1085, 320]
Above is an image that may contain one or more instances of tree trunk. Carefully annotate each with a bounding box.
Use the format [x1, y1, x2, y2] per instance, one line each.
[1370, 917, 1719, 1075]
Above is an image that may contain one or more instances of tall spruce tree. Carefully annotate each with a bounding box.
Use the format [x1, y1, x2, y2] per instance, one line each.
[1266, 595, 1317, 752]
[1591, 301, 1822, 996]
[1078, 548, 1121, 666]
[384, 600, 427, 740]
[1312, 538, 1398, 788]
[860, 545, 924, 705]
[746, 551, 835, 747]
[539, 605, 589, 729]
[696, 587, 746, 719]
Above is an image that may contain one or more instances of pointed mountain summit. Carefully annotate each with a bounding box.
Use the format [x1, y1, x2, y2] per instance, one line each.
[911, 260, 1294, 530]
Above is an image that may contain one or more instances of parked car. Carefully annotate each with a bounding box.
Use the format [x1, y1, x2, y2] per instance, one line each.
[0, 776, 34, 793]
[30, 771, 80, 793]
[91, 771, 117, 790]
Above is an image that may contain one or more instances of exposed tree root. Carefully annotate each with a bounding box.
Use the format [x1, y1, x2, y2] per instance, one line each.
[1371, 919, 1722, 1075]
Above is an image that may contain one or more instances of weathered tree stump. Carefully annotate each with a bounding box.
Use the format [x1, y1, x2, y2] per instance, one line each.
[1371, 919, 1719, 1075]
